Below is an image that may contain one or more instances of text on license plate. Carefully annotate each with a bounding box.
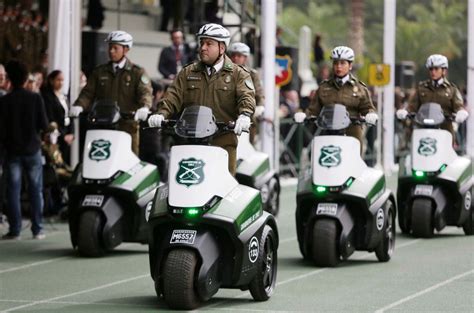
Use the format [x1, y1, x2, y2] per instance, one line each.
[82, 195, 104, 207]
[170, 229, 197, 244]
[414, 185, 433, 196]
[316, 203, 338, 216]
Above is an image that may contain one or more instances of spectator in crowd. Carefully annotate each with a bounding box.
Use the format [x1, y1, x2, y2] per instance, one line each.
[313, 34, 325, 66]
[41, 122, 72, 217]
[1, 5, 48, 70]
[316, 62, 330, 84]
[25, 73, 36, 92]
[0, 63, 8, 96]
[158, 29, 194, 80]
[31, 66, 46, 91]
[0, 63, 6, 225]
[276, 26, 284, 46]
[41, 70, 74, 164]
[0, 60, 49, 240]
[70, 30, 152, 155]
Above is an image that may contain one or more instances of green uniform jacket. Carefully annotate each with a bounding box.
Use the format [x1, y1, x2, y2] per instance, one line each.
[158, 55, 256, 122]
[408, 79, 464, 115]
[308, 74, 375, 117]
[249, 67, 264, 107]
[74, 58, 152, 112]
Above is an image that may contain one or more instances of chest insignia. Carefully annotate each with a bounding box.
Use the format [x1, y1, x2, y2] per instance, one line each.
[187, 76, 201, 81]
[225, 75, 231, 83]
[353, 86, 358, 93]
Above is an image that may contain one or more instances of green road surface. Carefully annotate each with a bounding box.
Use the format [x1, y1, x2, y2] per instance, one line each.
[0, 174, 473, 312]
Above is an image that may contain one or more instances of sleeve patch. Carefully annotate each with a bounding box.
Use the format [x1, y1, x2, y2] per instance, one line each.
[141, 75, 150, 84]
[245, 79, 255, 90]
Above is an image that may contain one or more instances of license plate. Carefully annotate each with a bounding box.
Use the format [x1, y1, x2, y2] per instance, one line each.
[82, 195, 104, 207]
[316, 203, 338, 216]
[170, 229, 197, 244]
[414, 185, 433, 196]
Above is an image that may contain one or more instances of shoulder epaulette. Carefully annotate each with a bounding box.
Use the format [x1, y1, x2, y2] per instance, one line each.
[237, 64, 250, 73]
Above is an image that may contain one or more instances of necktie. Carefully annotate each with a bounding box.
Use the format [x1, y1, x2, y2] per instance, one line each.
[336, 78, 343, 86]
[209, 67, 216, 77]
[175, 47, 182, 62]
[114, 65, 120, 74]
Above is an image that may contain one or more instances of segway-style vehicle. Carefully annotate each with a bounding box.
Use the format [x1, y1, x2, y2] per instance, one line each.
[397, 102, 473, 237]
[146, 106, 279, 310]
[68, 101, 161, 257]
[236, 131, 280, 215]
[294, 104, 396, 267]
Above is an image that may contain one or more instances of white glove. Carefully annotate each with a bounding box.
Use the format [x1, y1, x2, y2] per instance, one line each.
[254, 105, 265, 118]
[234, 114, 251, 135]
[70, 106, 83, 117]
[148, 114, 165, 127]
[134, 107, 150, 121]
[293, 112, 307, 123]
[365, 112, 378, 125]
[455, 109, 469, 124]
[396, 109, 409, 120]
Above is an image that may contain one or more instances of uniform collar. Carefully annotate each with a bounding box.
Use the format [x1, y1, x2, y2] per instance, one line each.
[194, 55, 234, 73]
[432, 78, 446, 87]
[332, 73, 356, 87]
[110, 58, 132, 72]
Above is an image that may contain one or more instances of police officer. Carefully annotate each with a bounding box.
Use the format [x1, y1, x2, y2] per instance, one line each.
[148, 23, 256, 175]
[307, 46, 378, 149]
[70, 31, 152, 155]
[228, 42, 264, 143]
[396, 54, 468, 137]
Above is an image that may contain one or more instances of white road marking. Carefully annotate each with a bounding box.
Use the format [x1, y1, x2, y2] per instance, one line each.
[279, 236, 297, 244]
[0, 257, 69, 274]
[3, 274, 149, 312]
[204, 238, 422, 310]
[374, 269, 474, 313]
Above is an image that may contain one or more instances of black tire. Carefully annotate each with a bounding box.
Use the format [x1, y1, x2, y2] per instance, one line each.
[266, 178, 280, 216]
[249, 225, 278, 301]
[311, 219, 339, 267]
[462, 189, 473, 235]
[463, 210, 474, 235]
[398, 206, 410, 234]
[375, 201, 396, 262]
[77, 210, 106, 257]
[411, 198, 434, 238]
[162, 249, 201, 310]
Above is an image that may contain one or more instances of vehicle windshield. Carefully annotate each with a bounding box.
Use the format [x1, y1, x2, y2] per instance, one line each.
[175, 105, 218, 138]
[316, 104, 351, 130]
[88, 100, 120, 125]
[414, 102, 445, 126]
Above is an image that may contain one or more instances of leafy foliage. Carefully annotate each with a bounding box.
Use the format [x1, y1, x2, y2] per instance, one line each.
[278, 0, 468, 85]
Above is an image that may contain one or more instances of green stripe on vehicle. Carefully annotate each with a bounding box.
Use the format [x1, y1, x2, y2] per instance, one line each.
[135, 169, 160, 198]
[112, 172, 132, 185]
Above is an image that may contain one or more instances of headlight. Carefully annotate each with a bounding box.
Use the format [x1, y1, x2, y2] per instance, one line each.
[145, 201, 153, 222]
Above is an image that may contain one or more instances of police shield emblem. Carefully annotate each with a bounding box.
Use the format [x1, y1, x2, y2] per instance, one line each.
[89, 139, 112, 161]
[319, 145, 342, 168]
[417, 137, 437, 156]
[275, 55, 293, 87]
[176, 158, 205, 187]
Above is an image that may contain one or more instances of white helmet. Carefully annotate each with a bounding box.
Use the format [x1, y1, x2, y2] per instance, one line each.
[228, 42, 250, 56]
[331, 46, 355, 62]
[196, 23, 231, 48]
[425, 54, 448, 69]
[105, 30, 133, 48]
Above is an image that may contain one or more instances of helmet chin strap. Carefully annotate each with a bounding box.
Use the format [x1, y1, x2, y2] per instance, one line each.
[209, 42, 224, 66]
